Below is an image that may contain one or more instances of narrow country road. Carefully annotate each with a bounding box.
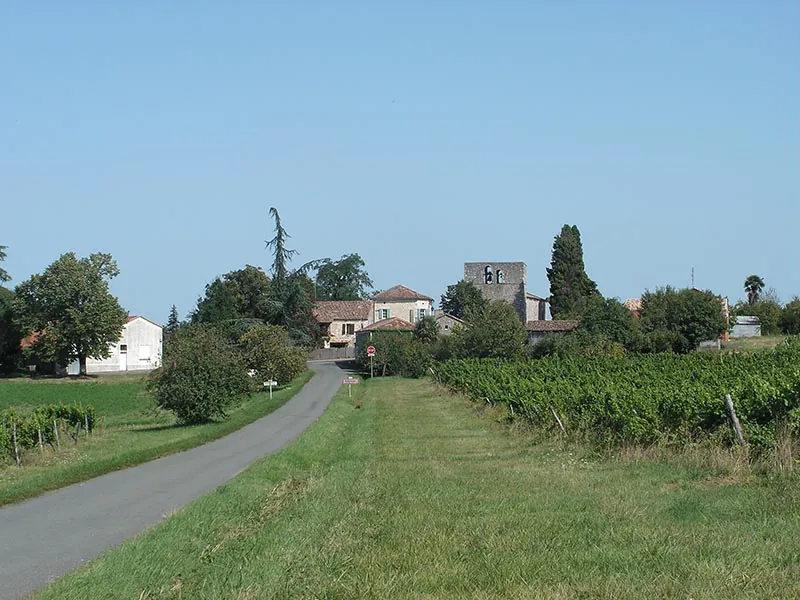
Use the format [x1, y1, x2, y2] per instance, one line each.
[0, 361, 345, 600]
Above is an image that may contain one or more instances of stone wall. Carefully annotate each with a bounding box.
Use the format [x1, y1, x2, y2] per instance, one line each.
[464, 262, 528, 322]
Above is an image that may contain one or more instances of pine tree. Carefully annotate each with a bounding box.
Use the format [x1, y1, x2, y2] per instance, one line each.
[165, 305, 180, 336]
[546, 225, 600, 318]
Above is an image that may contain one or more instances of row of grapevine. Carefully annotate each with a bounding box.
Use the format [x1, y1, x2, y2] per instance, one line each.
[435, 338, 800, 451]
[1, 404, 96, 466]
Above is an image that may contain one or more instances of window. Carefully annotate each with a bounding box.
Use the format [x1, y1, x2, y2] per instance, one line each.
[345, 324, 355, 335]
[484, 265, 493, 284]
[139, 345, 151, 361]
[418, 308, 427, 321]
[378, 308, 390, 320]
[119, 344, 128, 353]
[497, 270, 504, 284]
[341, 324, 347, 335]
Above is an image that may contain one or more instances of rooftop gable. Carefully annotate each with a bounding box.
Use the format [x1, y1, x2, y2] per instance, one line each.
[373, 285, 433, 302]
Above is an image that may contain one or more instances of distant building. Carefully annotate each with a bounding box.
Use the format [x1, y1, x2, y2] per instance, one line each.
[731, 315, 761, 338]
[526, 320, 579, 345]
[313, 300, 372, 348]
[463, 261, 550, 324]
[433, 310, 464, 335]
[372, 285, 434, 325]
[67, 316, 163, 374]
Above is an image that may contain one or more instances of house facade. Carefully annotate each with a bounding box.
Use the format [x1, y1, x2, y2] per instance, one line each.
[313, 301, 372, 348]
[372, 285, 434, 325]
[434, 310, 464, 335]
[526, 319, 579, 345]
[67, 316, 163, 374]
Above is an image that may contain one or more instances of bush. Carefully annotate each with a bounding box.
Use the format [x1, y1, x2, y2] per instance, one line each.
[148, 325, 251, 424]
[453, 300, 527, 359]
[639, 287, 727, 353]
[356, 331, 432, 378]
[781, 298, 800, 335]
[239, 323, 307, 386]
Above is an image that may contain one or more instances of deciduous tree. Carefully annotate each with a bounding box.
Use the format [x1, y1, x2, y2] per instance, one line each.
[13, 252, 128, 375]
[639, 286, 727, 353]
[440, 280, 488, 322]
[315, 253, 373, 300]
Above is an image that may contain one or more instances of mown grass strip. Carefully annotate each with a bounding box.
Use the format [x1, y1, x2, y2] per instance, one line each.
[0, 371, 313, 506]
[34, 377, 800, 599]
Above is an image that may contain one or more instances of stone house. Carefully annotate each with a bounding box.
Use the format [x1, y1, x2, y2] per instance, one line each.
[433, 310, 464, 335]
[312, 300, 372, 348]
[526, 319, 579, 345]
[372, 285, 434, 325]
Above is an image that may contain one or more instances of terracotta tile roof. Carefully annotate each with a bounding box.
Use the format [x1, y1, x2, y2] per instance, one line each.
[624, 298, 642, 312]
[525, 320, 579, 332]
[127, 315, 162, 328]
[361, 317, 415, 331]
[313, 301, 372, 323]
[373, 285, 433, 302]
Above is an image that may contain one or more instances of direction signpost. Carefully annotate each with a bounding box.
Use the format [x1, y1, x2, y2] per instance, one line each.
[342, 376, 360, 397]
[263, 379, 278, 399]
[367, 345, 376, 378]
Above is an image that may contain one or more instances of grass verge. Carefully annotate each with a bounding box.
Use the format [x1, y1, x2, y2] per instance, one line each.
[0, 370, 313, 506]
[34, 377, 800, 599]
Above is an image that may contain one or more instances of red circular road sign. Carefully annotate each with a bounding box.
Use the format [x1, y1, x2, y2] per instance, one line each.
[367, 345, 376, 357]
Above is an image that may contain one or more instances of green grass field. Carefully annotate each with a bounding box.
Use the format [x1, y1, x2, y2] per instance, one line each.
[0, 371, 312, 506]
[35, 378, 800, 600]
[722, 335, 786, 352]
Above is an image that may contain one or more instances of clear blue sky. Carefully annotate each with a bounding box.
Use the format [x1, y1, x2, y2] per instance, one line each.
[3, 1, 798, 324]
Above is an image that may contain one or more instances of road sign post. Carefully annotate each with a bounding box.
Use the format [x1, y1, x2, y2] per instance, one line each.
[342, 376, 360, 397]
[367, 346, 376, 378]
[263, 380, 278, 399]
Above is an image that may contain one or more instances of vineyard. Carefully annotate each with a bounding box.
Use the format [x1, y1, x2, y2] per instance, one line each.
[1, 404, 96, 466]
[435, 337, 800, 452]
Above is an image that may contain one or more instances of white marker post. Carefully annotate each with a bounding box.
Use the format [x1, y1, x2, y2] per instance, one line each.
[263, 380, 278, 399]
[342, 376, 360, 397]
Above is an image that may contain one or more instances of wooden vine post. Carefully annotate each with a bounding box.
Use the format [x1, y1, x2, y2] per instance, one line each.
[725, 394, 747, 447]
[84, 413, 90, 439]
[550, 405, 566, 434]
[12, 420, 21, 467]
[53, 419, 60, 450]
[38, 426, 44, 455]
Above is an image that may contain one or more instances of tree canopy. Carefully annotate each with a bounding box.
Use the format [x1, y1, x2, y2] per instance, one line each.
[13, 252, 128, 375]
[192, 265, 271, 324]
[0, 245, 10, 283]
[165, 305, 181, 336]
[546, 225, 601, 318]
[744, 275, 766, 305]
[440, 280, 488, 322]
[453, 300, 527, 359]
[0, 286, 21, 372]
[639, 286, 727, 353]
[315, 253, 373, 301]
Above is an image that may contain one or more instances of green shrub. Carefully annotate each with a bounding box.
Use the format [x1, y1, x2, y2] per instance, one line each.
[356, 331, 432, 378]
[239, 323, 307, 386]
[148, 325, 251, 424]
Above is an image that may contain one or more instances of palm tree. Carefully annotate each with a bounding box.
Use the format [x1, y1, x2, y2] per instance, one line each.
[0, 245, 10, 283]
[744, 275, 765, 305]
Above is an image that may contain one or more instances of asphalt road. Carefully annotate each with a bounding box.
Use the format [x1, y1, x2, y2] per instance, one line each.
[0, 361, 345, 600]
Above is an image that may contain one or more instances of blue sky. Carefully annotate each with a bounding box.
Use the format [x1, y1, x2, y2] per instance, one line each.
[2, 1, 798, 324]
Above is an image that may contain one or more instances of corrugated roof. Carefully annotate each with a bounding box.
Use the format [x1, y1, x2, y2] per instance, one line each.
[313, 301, 372, 323]
[373, 285, 433, 301]
[525, 320, 579, 332]
[361, 317, 415, 331]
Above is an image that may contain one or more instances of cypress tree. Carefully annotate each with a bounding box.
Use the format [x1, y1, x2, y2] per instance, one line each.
[546, 225, 600, 318]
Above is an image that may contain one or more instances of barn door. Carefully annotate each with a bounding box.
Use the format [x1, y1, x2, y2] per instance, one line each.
[119, 344, 128, 371]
